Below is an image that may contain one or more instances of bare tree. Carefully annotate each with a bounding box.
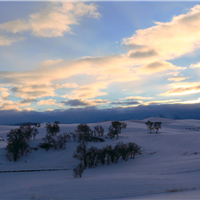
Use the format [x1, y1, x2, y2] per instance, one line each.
[6, 128, 30, 162]
[145, 121, 154, 133]
[154, 122, 162, 134]
[73, 163, 85, 178]
[108, 121, 127, 139]
[45, 121, 60, 136]
[73, 142, 88, 167]
[94, 125, 104, 137]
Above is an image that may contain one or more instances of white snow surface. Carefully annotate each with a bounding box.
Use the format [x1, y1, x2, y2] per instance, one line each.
[1, 118, 200, 199]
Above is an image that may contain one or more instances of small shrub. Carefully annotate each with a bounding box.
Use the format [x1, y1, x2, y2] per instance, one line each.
[73, 163, 85, 178]
[39, 142, 53, 151]
[40, 133, 68, 151]
[33, 147, 39, 151]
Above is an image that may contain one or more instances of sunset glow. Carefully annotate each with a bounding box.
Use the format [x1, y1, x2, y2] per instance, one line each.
[0, 1, 200, 120]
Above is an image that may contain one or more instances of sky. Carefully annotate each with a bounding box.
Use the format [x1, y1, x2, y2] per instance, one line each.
[1, 1, 200, 123]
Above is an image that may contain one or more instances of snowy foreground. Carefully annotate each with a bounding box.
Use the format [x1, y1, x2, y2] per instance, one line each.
[1, 118, 200, 200]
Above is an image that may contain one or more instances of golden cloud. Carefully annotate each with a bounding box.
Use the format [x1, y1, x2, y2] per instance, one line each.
[124, 96, 153, 100]
[160, 82, 200, 96]
[190, 62, 200, 68]
[10, 84, 55, 98]
[0, 100, 35, 111]
[37, 99, 57, 105]
[123, 5, 200, 60]
[167, 76, 191, 82]
[63, 82, 108, 99]
[137, 61, 185, 74]
[143, 99, 180, 105]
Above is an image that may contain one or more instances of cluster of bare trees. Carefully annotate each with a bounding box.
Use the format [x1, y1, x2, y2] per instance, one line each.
[6, 120, 129, 163]
[39, 133, 70, 151]
[6, 123, 39, 161]
[39, 123, 105, 151]
[145, 121, 162, 133]
[75, 124, 105, 143]
[73, 141, 141, 178]
[39, 121, 72, 151]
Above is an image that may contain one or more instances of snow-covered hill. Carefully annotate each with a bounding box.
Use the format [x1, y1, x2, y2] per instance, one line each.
[1, 118, 200, 199]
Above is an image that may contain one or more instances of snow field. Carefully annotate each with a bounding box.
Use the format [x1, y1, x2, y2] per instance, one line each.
[0, 118, 200, 199]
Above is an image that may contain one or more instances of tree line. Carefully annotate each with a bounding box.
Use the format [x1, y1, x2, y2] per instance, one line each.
[73, 141, 141, 178]
[5, 121, 128, 161]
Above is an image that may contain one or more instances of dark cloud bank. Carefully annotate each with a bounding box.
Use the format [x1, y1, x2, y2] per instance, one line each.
[1, 104, 200, 125]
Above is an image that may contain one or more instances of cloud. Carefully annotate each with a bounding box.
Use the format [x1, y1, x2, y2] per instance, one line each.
[123, 5, 200, 60]
[0, 52, 185, 101]
[20, 98, 37, 104]
[0, 88, 9, 92]
[178, 97, 200, 104]
[62, 99, 89, 107]
[53, 82, 78, 89]
[110, 101, 142, 106]
[143, 99, 180, 105]
[124, 96, 153, 100]
[1, 4, 198, 103]
[0, 2, 100, 37]
[1, 103, 200, 125]
[1, 91, 9, 100]
[37, 99, 57, 105]
[128, 49, 158, 58]
[10, 84, 55, 98]
[0, 36, 25, 46]
[167, 76, 191, 82]
[62, 99, 109, 107]
[137, 61, 185, 74]
[160, 82, 200, 96]
[190, 62, 200, 68]
[63, 82, 108, 99]
[0, 99, 35, 111]
[39, 59, 64, 67]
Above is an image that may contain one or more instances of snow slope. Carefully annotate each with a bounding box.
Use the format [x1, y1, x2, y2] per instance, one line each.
[1, 118, 200, 199]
